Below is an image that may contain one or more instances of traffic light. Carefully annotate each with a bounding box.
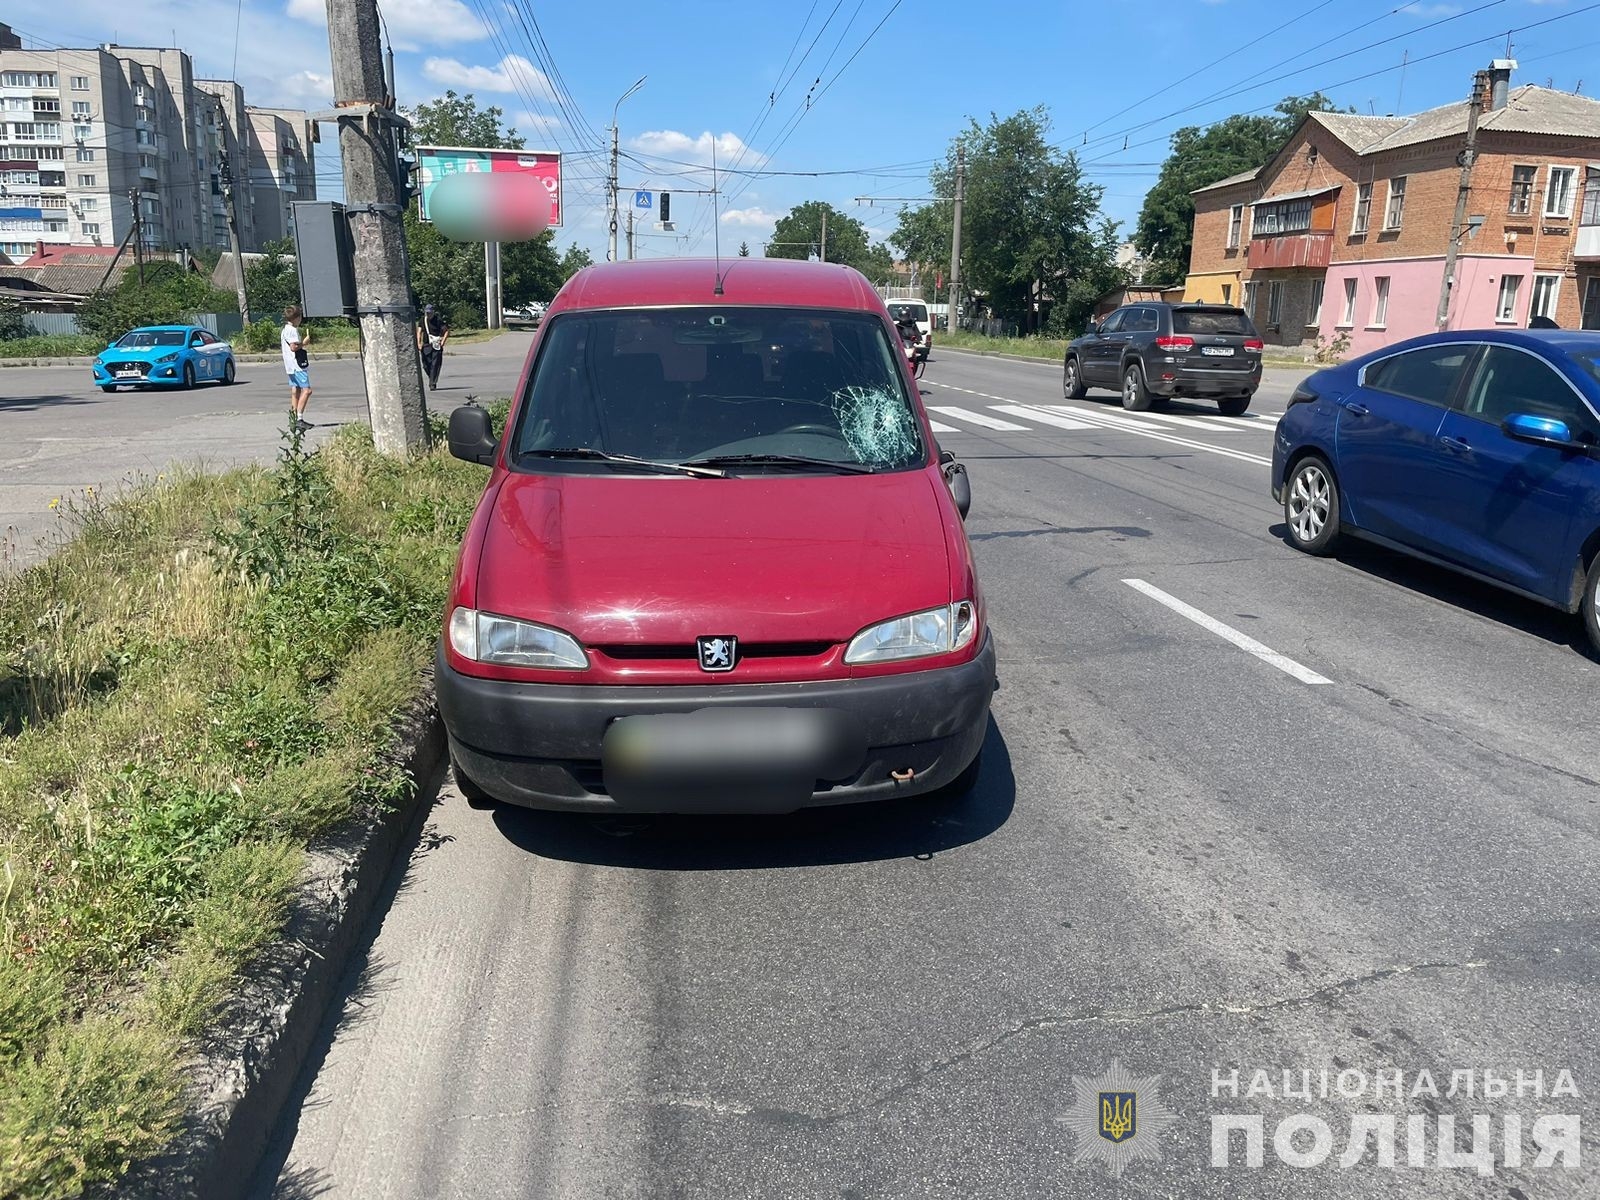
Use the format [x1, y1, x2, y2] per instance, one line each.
[660, 192, 671, 223]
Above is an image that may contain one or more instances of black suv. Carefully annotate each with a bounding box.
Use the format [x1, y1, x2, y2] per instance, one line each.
[1063, 302, 1263, 415]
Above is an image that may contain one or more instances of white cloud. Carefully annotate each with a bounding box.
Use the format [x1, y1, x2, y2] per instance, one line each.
[514, 110, 561, 136]
[629, 130, 765, 169]
[287, 0, 485, 50]
[1396, 1, 1462, 15]
[720, 206, 780, 228]
[421, 54, 554, 97]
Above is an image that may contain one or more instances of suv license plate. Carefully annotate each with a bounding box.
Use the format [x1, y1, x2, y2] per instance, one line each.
[1202, 346, 1234, 357]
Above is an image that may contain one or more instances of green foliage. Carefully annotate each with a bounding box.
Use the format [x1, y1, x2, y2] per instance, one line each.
[0, 334, 103, 358]
[1135, 92, 1350, 284]
[767, 201, 894, 282]
[405, 90, 525, 149]
[244, 238, 300, 322]
[76, 261, 240, 344]
[1314, 328, 1351, 364]
[558, 241, 593, 281]
[894, 107, 1125, 333]
[0, 295, 28, 341]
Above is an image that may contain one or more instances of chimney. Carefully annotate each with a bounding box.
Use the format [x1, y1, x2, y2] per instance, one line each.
[1488, 59, 1517, 110]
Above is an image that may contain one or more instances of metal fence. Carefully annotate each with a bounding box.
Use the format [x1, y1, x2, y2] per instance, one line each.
[960, 317, 1021, 339]
[19, 311, 244, 338]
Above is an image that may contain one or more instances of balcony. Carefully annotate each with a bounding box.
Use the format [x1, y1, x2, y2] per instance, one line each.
[139, 162, 158, 180]
[1577, 224, 1600, 261]
[1247, 231, 1333, 270]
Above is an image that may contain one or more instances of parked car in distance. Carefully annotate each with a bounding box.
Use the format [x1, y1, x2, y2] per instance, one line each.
[437, 257, 995, 814]
[505, 302, 545, 328]
[92, 325, 237, 392]
[1273, 329, 1600, 654]
[1064, 302, 1263, 414]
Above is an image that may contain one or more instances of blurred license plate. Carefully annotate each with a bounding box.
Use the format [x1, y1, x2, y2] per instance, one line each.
[1202, 346, 1234, 357]
[602, 708, 866, 811]
[116, 370, 142, 378]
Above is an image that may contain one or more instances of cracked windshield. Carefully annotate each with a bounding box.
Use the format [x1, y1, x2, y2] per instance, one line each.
[2, 0, 1598, 1197]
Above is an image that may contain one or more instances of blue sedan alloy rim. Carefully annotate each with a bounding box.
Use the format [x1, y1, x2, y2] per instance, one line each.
[1288, 463, 1331, 543]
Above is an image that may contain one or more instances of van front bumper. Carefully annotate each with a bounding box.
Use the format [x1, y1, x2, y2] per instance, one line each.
[437, 633, 997, 813]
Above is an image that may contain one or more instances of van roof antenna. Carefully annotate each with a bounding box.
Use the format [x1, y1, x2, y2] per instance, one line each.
[712, 135, 725, 296]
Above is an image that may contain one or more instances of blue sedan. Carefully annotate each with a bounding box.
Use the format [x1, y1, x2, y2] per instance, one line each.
[1272, 329, 1600, 654]
[93, 325, 237, 392]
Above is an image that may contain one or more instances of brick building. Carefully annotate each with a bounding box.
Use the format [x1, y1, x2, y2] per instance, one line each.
[1185, 61, 1600, 356]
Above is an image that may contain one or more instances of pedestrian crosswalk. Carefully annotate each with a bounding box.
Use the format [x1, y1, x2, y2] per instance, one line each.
[923, 382, 1283, 439]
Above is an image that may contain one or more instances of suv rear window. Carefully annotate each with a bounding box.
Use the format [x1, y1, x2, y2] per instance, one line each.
[512, 306, 926, 471]
[1172, 309, 1255, 336]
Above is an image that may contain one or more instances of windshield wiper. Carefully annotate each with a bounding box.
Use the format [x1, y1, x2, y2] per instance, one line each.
[521, 447, 725, 478]
[679, 453, 877, 474]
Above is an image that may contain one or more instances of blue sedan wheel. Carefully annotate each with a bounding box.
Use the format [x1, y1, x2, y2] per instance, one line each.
[1584, 556, 1600, 658]
[222, 359, 236, 385]
[181, 362, 195, 389]
[1284, 455, 1341, 556]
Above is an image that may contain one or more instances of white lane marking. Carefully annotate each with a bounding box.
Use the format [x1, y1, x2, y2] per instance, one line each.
[1022, 405, 1273, 466]
[1141, 411, 1255, 433]
[1049, 407, 1180, 433]
[928, 419, 958, 433]
[928, 405, 1030, 431]
[990, 405, 1096, 430]
[1122, 578, 1332, 686]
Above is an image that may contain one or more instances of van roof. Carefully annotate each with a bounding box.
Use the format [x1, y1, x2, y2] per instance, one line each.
[558, 257, 882, 313]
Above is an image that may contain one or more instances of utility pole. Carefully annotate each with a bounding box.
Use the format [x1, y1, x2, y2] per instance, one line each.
[607, 76, 645, 264]
[484, 240, 501, 328]
[626, 208, 635, 260]
[1436, 69, 1489, 331]
[820, 209, 827, 263]
[218, 114, 251, 324]
[129, 189, 144, 286]
[949, 144, 965, 334]
[323, 0, 427, 455]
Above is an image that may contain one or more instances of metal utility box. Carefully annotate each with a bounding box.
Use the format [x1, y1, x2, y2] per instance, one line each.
[291, 201, 358, 318]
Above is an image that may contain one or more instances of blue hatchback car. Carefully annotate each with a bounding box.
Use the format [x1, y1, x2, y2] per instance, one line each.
[1272, 330, 1600, 654]
[93, 325, 237, 392]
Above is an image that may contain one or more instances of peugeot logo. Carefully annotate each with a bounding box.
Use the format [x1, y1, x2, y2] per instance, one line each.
[697, 635, 737, 672]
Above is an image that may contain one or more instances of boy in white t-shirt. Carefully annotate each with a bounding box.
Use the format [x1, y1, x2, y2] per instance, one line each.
[281, 304, 312, 430]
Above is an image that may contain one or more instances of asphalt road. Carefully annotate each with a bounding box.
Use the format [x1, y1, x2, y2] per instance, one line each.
[242, 345, 1600, 1199]
[0, 334, 533, 570]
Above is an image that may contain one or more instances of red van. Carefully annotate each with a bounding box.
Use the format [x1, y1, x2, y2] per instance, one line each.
[437, 257, 995, 813]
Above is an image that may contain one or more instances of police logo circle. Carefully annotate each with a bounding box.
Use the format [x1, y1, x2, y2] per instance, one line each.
[1057, 1059, 1178, 1178]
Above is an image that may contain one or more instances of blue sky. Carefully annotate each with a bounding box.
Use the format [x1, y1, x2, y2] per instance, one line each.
[9, 0, 1600, 262]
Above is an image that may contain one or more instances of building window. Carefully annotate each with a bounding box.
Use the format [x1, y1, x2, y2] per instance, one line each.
[1221, 283, 1232, 304]
[1, 72, 58, 88]
[1371, 277, 1390, 327]
[1340, 278, 1358, 326]
[1267, 280, 1283, 326]
[1253, 196, 1314, 236]
[1227, 204, 1243, 249]
[72, 125, 91, 141]
[1497, 274, 1523, 322]
[76, 173, 95, 187]
[79, 198, 97, 211]
[1384, 177, 1406, 230]
[1243, 280, 1257, 316]
[1352, 183, 1372, 234]
[75, 148, 95, 162]
[1546, 166, 1577, 219]
[80, 222, 99, 236]
[71, 101, 91, 118]
[1509, 165, 1537, 215]
[1530, 274, 1561, 321]
[35, 146, 63, 161]
[1309, 278, 1325, 326]
[1584, 171, 1600, 226]
[70, 76, 90, 91]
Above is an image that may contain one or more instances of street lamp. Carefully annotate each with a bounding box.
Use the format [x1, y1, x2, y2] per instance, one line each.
[608, 75, 646, 263]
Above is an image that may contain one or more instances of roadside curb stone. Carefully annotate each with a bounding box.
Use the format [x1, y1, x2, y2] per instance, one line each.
[114, 690, 446, 1200]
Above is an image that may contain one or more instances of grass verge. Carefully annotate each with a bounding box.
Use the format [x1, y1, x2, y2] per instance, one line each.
[0, 335, 105, 360]
[0, 401, 510, 1198]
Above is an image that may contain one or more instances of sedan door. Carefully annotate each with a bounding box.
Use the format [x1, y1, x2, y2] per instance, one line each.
[1334, 342, 1479, 550]
[1424, 344, 1599, 600]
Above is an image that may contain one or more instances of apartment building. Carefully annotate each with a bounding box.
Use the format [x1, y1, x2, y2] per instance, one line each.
[1186, 61, 1600, 355]
[245, 107, 317, 243]
[0, 41, 312, 262]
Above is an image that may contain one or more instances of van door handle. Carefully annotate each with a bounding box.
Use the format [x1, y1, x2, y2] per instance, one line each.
[1439, 435, 1473, 453]
[1343, 402, 1369, 416]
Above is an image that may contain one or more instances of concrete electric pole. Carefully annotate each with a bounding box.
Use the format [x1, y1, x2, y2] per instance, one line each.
[608, 76, 645, 263]
[1436, 69, 1489, 332]
[949, 145, 965, 333]
[323, 0, 427, 456]
[820, 209, 827, 263]
[217, 116, 251, 324]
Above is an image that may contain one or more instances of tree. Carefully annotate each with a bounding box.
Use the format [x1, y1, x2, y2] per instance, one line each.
[77, 261, 238, 343]
[893, 107, 1123, 333]
[244, 237, 299, 321]
[1135, 92, 1349, 285]
[767, 201, 893, 282]
[738, 240, 750, 257]
[558, 242, 593, 281]
[405, 91, 525, 150]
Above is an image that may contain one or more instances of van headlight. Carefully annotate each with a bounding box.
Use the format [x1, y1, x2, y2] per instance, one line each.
[844, 601, 977, 664]
[448, 607, 588, 669]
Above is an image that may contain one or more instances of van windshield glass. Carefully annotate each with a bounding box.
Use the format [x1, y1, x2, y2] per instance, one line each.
[511, 307, 926, 472]
[1173, 309, 1254, 335]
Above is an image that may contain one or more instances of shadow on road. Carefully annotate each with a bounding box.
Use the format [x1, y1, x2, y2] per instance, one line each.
[0, 393, 97, 411]
[490, 717, 1016, 870]
[1268, 521, 1592, 656]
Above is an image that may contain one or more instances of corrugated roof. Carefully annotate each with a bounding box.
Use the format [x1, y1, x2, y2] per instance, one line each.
[1307, 112, 1409, 152]
[1348, 85, 1600, 153]
[1191, 167, 1261, 195]
[0, 254, 138, 297]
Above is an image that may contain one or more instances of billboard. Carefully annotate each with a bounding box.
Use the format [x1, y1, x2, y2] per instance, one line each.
[417, 146, 562, 228]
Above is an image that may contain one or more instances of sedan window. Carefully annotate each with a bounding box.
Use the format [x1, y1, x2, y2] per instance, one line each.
[1363, 345, 1476, 405]
[1459, 345, 1599, 435]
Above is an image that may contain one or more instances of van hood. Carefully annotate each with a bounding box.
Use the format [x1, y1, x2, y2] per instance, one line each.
[474, 469, 952, 646]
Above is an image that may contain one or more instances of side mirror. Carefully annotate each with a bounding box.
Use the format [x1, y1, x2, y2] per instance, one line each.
[448, 404, 499, 466]
[942, 456, 971, 520]
[1501, 412, 1577, 449]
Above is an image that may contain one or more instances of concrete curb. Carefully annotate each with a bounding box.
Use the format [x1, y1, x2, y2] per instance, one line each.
[116, 691, 447, 1200]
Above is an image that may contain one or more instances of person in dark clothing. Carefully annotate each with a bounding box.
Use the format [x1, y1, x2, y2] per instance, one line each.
[417, 304, 450, 389]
